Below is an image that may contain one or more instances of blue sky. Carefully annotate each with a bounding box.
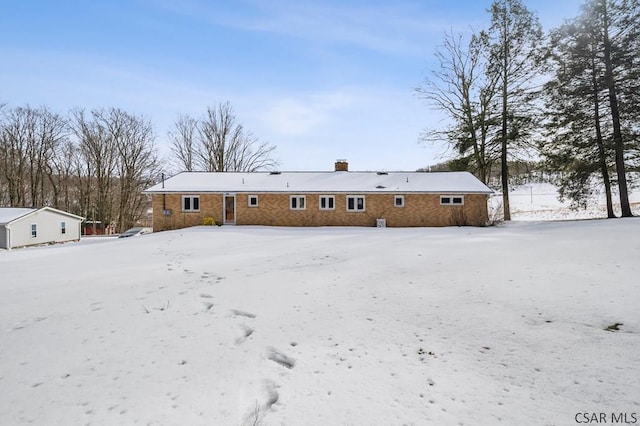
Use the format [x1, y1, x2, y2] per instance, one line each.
[1, 0, 583, 172]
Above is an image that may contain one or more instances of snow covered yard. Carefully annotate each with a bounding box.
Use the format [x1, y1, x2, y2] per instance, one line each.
[1, 220, 639, 425]
[503, 182, 640, 221]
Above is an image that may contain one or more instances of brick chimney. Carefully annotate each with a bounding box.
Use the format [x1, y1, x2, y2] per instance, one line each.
[334, 159, 349, 172]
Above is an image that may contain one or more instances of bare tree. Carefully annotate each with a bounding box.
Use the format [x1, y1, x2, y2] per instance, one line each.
[0, 103, 5, 205]
[0, 106, 28, 206]
[105, 108, 158, 232]
[69, 108, 159, 232]
[168, 102, 277, 172]
[49, 138, 82, 213]
[416, 30, 501, 185]
[168, 115, 197, 172]
[70, 108, 118, 232]
[2, 100, 276, 231]
[28, 107, 68, 207]
[0, 106, 66, 207]
[0, 105, 5, 205]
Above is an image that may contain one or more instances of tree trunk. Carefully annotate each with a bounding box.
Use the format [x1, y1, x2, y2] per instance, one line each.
[591, 52, 616, 218]
[602, 1, 633, 217]
[501, 13, 511, 221]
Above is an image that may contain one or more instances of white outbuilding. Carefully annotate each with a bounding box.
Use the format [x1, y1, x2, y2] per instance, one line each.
[0, 207, 84, 250]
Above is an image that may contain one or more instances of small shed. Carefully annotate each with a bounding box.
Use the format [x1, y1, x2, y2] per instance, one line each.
[0, 207, 84, 250]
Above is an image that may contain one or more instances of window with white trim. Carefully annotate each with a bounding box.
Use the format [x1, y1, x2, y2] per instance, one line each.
[61, 221, 67, 234]
[440, 195, 464, 205]
[394, 195, 405, 207]
[290, 196, 306, 210]
[346, 195, 365, 212]
[182, 195, 200, 212]
[248, 195, 259, 207]
[319, 195, 335, 210]
[31, 223, 37, 238]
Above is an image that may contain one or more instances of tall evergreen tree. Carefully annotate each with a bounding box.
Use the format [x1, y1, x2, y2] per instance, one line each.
[597, 0, 635, 216]
[487, 0, 543, 220]
[543, 0, 638, 217]
[543, 13, 616, 216]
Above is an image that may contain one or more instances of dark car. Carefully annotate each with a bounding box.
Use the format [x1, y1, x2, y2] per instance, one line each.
[118, 227, 153, 238]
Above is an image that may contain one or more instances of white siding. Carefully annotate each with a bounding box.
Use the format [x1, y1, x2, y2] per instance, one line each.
[7, 210, 82, 249]
[0, 226, 8, 249]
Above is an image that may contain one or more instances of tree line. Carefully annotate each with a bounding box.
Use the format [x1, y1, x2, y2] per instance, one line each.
[0, 102, 276, 232]
[417, 0, 639, 220]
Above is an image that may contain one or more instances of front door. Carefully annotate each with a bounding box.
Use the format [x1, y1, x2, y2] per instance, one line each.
[224, 195, 236, 225]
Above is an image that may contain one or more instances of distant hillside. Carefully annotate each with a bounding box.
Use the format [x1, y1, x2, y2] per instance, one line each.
[418, 159, 547, 189]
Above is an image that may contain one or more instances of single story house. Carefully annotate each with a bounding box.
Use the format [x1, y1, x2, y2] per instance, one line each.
[143, 161, 493, 230]
[0, 207, 84, 249]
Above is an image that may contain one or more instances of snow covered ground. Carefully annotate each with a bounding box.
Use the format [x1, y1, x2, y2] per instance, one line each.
[1, 214, 639, 425]
[504, 182, 640, 221]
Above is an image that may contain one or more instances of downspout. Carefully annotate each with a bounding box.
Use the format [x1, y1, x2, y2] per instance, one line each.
[162, 173, 166, 211]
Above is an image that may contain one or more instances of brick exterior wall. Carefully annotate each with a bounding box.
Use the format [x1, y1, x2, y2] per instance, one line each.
[151, 192, 489, 231]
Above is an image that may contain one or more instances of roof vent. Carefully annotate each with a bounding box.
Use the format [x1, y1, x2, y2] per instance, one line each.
[376, 171, 388, 175]
[376, 185, 386, 189]
[269, 171, 281, 175]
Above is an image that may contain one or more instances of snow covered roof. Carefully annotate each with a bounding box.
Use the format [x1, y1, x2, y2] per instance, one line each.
[0, 207, 84, 225]
[144, 171, 493, 194]
[0, 208, 36, 225]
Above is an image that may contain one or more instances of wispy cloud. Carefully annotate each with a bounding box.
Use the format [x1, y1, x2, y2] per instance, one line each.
[150, 0, 468, 56]
[260, 90, 360, 136]
[238, 85, 442, 170]
[240, 1, 447, 56]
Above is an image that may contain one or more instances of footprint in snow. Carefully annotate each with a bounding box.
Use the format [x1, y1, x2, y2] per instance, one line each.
[266, 347, 296, 369]
[240, 380, 279, 426]
[235, 325, 255, 345]
[262, 379, 279, 409]
[198, 294, 214, 311]
[231, 309, 256, 318]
